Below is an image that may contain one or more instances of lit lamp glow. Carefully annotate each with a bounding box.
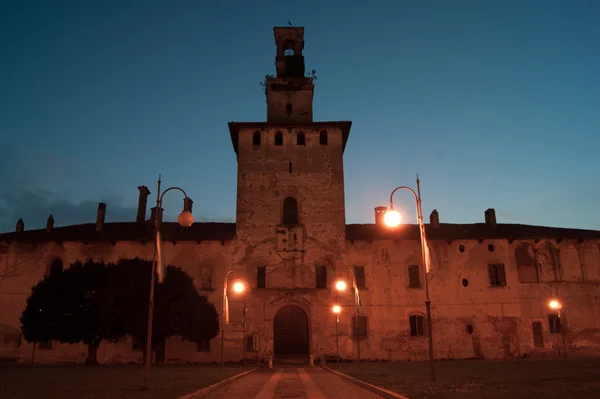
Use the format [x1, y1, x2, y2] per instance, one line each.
[335, 280, 347, 291]
[177, 210, 194, 227]
[549, 299, 562, 310]
[332, 305, 341, 314]
[384, 209, 402, 227]
[233, 281, 245, 293]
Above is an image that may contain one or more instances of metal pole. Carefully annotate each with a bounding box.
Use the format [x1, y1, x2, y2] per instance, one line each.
[336, 314, 340, 363]
[416, 176, 436, 382]
[242, 297, 246, 365]
[144, 176, 161, 389]
[560, 310, 567, 358]
[354, 272, 361, 370]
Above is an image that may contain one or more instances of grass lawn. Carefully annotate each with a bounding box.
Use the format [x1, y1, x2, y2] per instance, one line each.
[0, 363, 255, 399]
[329, 357, 600, 398]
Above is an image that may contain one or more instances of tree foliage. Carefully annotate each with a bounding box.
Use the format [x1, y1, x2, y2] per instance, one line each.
[20, 257, 219, 364]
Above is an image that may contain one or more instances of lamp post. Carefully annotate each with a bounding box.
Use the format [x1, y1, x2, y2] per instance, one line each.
[332, 305, 341, 363]
[145, 175, 194, 389]
[335, 269, 361, 369]
[384, 175, 436, 381]
[221, 272, 245, 370]
[549, 299, 567, 358]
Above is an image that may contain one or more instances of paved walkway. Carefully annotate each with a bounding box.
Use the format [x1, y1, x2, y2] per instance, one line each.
[203, 367, 384, 399]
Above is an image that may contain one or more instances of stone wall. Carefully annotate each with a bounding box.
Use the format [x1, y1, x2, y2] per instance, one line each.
[1, 235, 599, 364]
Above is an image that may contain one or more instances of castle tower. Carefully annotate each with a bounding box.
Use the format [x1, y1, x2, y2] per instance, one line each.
[229, 27, 352, 250]
[266, 27, 314, 123]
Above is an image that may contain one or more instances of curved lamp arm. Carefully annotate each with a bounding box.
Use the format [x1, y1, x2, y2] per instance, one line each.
[160, 186, 190, 203]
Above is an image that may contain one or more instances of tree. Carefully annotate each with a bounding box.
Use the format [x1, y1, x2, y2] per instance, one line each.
[20, 260, 114, 364]
[20, 272, 68, 344]
[21, 257, 220, 365]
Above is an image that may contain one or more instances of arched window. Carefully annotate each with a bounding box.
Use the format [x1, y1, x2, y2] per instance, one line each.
[319, 130, 328, 145]
[409, 314, 425, 337]
[275, 131, 283, 146]
[297, 132, 305, 146]
[252, 131, 261, 146]
[282, 197, 299, 225]
[286, 103, 293, 116]
[352, 315, 368, 338]
[47, 259, 63, 277]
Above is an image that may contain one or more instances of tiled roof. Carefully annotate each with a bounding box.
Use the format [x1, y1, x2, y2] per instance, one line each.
[228, 121, 352, 154]
[0, 222, 236, 243]
[1, 222, 599, 244]
[346, 223, 600, 241]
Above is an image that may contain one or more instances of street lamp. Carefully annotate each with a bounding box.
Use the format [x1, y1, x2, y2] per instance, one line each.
[384, 175, 436, 381]
[335, 268, 362, 369]
[221, 271, 245, 370]
[145, 175, 194, 389]
[332, 305, 341, 363]
[548, 298, 567, 358]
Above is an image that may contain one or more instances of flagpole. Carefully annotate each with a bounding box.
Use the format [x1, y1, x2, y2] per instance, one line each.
[385, 177, 436, 382]
[416, 175, 436, 382]
[143, 176, 194, 390]
[144, 175, 161, 389]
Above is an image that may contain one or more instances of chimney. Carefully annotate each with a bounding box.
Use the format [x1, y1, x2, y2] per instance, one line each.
[429, 209, 440, 228]
[16, 218, 24, 233]
[374, 206, 387, 226]
[149, 206, 164, 226]
[184, 197, 193, 213]
[96, 203, 106, 232]
[46, 215, 54, 233]
[485, 208, 497, 228]
[136, 186, 151, 223]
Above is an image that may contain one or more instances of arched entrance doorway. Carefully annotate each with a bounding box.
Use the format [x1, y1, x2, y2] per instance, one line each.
[273, 305, 309, 363]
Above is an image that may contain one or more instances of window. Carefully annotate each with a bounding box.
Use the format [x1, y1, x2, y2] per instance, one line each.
[200, 267, 212, 290]
[47, 259, 63, 277]
[319, 130, 328, 145]
[282, 197, 299, 225]
[548, 314, 562, 334]
[316, 266, 327, 289]
[38, 341, 53, 350]
[289, 162, 292, 174]
[275, 131, 283, 146]
[286, 103, 292, 116]
[354, 266, 366, 289]
[488, 264, 506, 286]
[257, 266, 266, 289]
[408, 265, 421, 288]
[196, 339, 210, 352]
[352, 315, 368, 338]
[532, 322, 544, 348]
[245, 335, 255, 351]
[252, 131, 261, 146]
[409, 314, 425, 337]
[297, 132, 305, 146]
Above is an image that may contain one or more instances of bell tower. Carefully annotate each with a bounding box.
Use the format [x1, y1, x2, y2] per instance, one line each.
[229, 26, 351, 249]
[266, 27, 314, 123]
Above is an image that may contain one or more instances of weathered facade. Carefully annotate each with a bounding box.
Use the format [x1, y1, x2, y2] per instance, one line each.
[1, 27, 600, 364]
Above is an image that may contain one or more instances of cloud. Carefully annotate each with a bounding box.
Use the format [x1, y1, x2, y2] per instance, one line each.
[0, 189, 139, 233]
[0, 146, 230, 233]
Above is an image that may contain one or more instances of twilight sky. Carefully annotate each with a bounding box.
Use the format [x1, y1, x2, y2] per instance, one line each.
[1, 0, 599, 233]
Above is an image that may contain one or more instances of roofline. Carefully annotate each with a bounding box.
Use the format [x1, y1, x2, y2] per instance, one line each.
[228, 121, 352, 155]
[2, 221, 599, 243]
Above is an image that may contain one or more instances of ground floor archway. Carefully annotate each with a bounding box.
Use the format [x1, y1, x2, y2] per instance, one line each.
[273, 305, 309, 363]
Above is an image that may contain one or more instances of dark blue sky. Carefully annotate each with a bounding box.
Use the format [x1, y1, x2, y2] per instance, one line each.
[1, 0, 598, 233]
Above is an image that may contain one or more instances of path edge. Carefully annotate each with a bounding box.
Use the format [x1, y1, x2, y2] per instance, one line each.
[322, 366, 410, 399]
[178, 367, 259, 399]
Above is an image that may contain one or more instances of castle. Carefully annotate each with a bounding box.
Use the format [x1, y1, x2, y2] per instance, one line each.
[1, 27, 600, 364]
